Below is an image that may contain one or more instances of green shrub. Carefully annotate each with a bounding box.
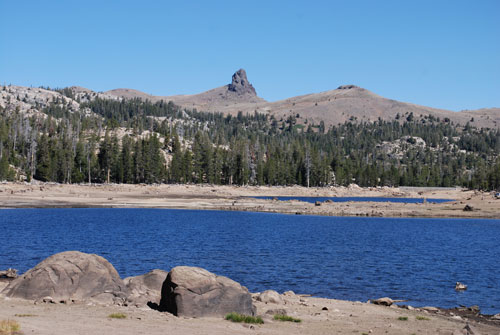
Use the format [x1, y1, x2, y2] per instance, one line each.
[273, 314, 302, 323]
[397, 316, 408, 321]
[225, 312, 263, 324]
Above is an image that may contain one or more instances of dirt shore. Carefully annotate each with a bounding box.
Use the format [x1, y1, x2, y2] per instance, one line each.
[1, 288, 499, 335]
[0, 183, 499, 218]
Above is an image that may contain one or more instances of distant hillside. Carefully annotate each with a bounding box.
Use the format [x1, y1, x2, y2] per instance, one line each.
[106, 69, 266, 112]
[103, 69, 499, 129]
[1, 81, 499, 190]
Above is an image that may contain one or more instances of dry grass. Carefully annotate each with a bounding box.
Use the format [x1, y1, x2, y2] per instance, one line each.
[108, 313, 126, 319]
[273, 314, 302, 323]
[0, 319, 20, 334]
[416, 316, 430, 321]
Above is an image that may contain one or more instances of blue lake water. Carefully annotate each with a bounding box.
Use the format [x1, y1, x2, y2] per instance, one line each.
[251, 196, 454, 204]
[0, 208, 499, 314]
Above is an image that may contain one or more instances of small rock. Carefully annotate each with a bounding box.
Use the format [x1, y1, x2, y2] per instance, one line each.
[422, 306, 439, 312]
[452, 315, 463, 321]
[42, 296, 55, 304]
[455, 282, 468, 291]
[463, 204, 474, 212]
[371, 297, 394, 306]
[282, 291, 295, 297]
[322, 306, 328, 311]
[492, 313, 500, 320]
[468, 305, 480, 314]
[464, 323, 479, 335]
[0, 268, 18, 279]
[315, 201, 321, 206]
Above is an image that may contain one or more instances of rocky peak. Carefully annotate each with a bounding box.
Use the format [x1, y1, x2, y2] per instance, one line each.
[337, 85, 359, 90]
[228, 69, 257, 96]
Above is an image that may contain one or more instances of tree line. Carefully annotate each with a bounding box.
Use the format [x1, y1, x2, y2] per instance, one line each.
[0, 94, 499, 190]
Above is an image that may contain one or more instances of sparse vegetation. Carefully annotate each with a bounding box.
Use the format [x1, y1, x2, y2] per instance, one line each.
[273, 314, 302, 323]
[108, 313, 126, 319]
[14, 314, 36, 317]
[225, 312, 264, 324]
[0, 319, 20, 334]
[416, 316, 430, 321]
[397, 316, 408, 321]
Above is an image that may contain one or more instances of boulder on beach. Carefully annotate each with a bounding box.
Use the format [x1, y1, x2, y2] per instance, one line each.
[371, 297, 394, 306]
[1, 251, 128, 305]
[159, 266, 256, 317]
[256, 290, 283, 304]
[124, 269, 168, 306]
[0, 268, 17, 279]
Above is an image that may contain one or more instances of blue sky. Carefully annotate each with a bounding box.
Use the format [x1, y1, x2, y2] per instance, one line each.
[1, 0, 498, 111]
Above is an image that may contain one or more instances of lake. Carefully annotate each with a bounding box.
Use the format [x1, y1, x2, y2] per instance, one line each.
[250, 196, 454, 204]
[1, 208, 499, 314]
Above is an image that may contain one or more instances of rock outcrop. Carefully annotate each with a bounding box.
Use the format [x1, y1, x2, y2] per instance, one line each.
[371, 297, 394, 306]
[228, 69, 257, 96]
[159, 266, 255, 317]
[256, 290, 283, 304]
[124, 269, 168, 306]
[0, 268, 17, 279]
[1, 251, 128, 304]
[337, 84, 359, 90]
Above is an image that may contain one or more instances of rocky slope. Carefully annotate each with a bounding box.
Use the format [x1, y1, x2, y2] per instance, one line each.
[0, 84, 118, 119]
[106, 68, 266, 113]
[3, 70, 499, 128]
[104, 70, 500, 129]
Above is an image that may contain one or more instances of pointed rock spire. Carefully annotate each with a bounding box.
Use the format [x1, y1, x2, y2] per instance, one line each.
[228, 69, 257, 96]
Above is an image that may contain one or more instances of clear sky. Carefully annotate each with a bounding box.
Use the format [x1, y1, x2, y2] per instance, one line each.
[1, 0, 498, 111]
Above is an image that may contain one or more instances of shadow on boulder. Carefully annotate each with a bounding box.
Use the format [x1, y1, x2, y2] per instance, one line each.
[124, 269, 168, 307]
[159, 266, 256, 317]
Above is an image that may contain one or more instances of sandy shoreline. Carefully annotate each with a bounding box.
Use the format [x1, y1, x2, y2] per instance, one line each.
[1, 183, 499, 219]
[1, 285, 500, 335]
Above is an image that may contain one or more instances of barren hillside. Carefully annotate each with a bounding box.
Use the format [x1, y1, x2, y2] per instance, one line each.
[103, 70, 499, 129]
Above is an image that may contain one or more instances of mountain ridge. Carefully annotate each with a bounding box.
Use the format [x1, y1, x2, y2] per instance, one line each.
[2, 69, 498, 129]
[102, 69, 499, 129]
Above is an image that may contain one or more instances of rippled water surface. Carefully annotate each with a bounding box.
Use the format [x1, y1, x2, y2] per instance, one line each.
[1, 209, 499, 314]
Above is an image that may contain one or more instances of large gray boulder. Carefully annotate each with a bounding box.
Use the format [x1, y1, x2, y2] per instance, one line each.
[1, 251, 127, 304]
[159, 266, 255, 317]
[124, 269, 168, 306]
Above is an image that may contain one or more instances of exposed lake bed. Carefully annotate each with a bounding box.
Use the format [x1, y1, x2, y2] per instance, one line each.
[1, 183, 499, 218]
